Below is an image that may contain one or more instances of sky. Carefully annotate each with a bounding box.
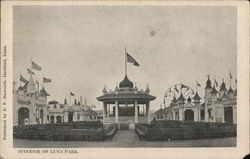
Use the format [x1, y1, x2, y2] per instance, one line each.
[13, 6, 237, 110]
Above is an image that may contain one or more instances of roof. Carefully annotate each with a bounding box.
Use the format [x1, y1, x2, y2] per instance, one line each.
[49, 100, 59, 104]
[211, 86, 218, 95]
[192, 92, 201, 100]
[172, 96, 177, 103]
[119, 75, 133, 88]
[97, 91, 156, 102]
[38, 88, 50, 97]
[187, 96, 192, 102]
[85, 109, 98, 116]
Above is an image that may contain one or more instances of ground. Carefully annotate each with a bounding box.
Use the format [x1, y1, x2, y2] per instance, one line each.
[13, 130, 236, 148]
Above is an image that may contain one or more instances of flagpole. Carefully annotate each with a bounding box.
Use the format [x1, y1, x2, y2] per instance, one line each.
[125, 47, 127, 76]
[229, 70, 232, 87]
[70, 92, 71, 107]
[195, 80, 197, 92]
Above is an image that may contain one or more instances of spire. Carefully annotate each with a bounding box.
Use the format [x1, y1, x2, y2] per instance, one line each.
[205, 75, 212, 89]
[178, 93, 186, 105]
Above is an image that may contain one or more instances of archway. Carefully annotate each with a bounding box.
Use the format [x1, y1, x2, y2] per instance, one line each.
[184, 109, 194, 121]
[50, 115, 54, 123]
[224, 107, 233, 123]
[18, 107, 29, 126]
[56, 116, 62, 123]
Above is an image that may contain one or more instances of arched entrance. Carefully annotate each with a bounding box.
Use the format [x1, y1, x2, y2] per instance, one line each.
[224, 107, 233, 123]
[184, 109, 194, 121]
[56, 116, 62, 123]
[68, 112, 73, 122]
[18, 107, 29, 126]
[50, 115, 54, 123]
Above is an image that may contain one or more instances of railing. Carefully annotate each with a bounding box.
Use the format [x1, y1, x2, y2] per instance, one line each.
[104, 116, 148, 123]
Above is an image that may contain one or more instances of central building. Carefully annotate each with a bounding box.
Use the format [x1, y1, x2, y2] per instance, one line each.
[97, 75, 156, 128]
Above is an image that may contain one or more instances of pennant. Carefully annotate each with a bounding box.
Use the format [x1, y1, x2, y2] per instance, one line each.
[32, 61, 42, 71]
[230, 72, 232, 79]
[196, 82, 201, 87]
[20, 75, 28, 83]
[126, 53, 140, 66]
[43, 77, 52, 83]
[27, 68, 35, 75]
[70, 92, 75, 96]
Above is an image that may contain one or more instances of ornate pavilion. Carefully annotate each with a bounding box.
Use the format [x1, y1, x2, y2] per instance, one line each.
[97, 75, 156, 128]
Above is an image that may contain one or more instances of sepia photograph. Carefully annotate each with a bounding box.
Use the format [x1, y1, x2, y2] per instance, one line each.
[1, 1, 249, 159]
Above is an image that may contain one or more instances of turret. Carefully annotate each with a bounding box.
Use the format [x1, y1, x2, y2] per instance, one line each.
[177, 93, 185, 105]
[192, 92, 201, 105]
[219, 79, 227, 98]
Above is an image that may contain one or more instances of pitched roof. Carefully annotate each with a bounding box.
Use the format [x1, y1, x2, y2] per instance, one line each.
[178, 93, 186, 101]
[192, 92, 201, 100]
[205, 77, 212, 89]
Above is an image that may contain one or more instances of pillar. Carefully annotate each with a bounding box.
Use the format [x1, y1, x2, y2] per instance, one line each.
[147, 102, 150, 124]
[233, 107, 237, 124]
[107, 104, 110, 117]
[103, 102, 106, 123]
[115, 101, 119, 123]
[172, 110, 175, 120]
[135, 100, 138, 123]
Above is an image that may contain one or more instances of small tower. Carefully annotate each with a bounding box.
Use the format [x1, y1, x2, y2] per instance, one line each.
[219, 79, 227, 98]
[177, 93, 186, 105]
[27, 74, 36, 95]
[192, 92, 201, 105]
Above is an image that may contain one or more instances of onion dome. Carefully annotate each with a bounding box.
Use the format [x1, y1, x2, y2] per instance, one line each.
[192, 92, 201, 101]
[178, 93, 186, 101]
[205, 77, 212, 89]
[119, 75, 133, 88]
[211, 85, 218, 95]
[187, 96, 192, 103]
[219, 79, 227, 91]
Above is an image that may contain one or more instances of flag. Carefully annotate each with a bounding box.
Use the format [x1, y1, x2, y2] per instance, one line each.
[32, 61, 42, 71]
[20, 75, 28, 83]
[27, 68, 35, 75]
[196, 82, 201, 87]
[126, 53, 140, 66]
[230, 72, 232, 79]
[70, 92, 75, 96]
[214, 79, 218, 87]
[43, 77, 52, 83]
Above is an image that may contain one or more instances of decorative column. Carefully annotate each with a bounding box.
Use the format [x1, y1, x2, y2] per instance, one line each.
[103, 102, 106, 123]
[135, 100, 138, 123]
[172, 110, 175, 120]
[147, 102, 150, 124]
[115, 101, 119, 123]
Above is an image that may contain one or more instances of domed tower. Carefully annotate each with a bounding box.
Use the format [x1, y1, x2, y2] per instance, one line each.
[119, 75, 134, 89]
[219, 79, 227, 98]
